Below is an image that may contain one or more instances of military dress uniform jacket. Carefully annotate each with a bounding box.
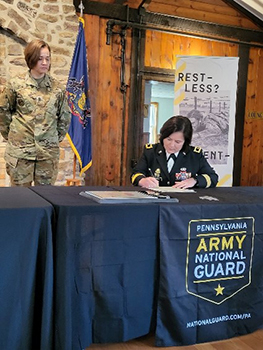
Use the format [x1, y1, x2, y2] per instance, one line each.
[131, 143, 218, 188]
[0, 71, 71, 164]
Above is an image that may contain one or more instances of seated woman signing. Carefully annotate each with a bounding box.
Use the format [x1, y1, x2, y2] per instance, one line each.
[131, 115, 218, 189]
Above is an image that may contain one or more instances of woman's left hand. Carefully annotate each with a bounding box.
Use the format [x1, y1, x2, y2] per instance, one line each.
[172, 178, 197, 189]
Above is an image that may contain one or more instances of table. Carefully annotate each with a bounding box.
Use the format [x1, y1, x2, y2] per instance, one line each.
[156, 186, 263, 346]
[30, 185, 263, 349]
[0, 187, 54, 350]
[31, 186, 160, 350]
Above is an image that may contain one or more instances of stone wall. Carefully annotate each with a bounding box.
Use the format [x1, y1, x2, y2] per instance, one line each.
[0, 0, 83, 186]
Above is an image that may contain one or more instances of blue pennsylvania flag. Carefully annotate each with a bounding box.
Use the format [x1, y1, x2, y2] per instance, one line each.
[66, 17, 92, 174]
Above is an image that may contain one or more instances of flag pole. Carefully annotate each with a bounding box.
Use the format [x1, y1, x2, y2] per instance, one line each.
[73, 154, 77, 179]
[66, 154, 82, 186]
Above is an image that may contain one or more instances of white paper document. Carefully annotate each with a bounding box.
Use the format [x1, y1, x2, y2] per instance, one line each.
[148, 187, 196, 193]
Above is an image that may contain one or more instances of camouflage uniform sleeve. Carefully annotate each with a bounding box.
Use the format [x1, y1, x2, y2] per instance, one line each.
[57, 89, 71, 142]
[0, 84, 16, 140]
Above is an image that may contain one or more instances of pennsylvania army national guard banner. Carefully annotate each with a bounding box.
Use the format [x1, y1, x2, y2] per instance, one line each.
[156, 199, 263, 346]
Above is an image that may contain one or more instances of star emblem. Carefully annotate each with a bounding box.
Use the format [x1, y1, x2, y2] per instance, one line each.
[215, 284, 225, 296]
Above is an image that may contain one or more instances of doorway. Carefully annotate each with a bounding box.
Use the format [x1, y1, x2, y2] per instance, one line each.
[143, 80, 174, 145]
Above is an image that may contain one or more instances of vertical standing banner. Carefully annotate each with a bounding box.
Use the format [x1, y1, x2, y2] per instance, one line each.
[66, 17, 92, 175]
[174, 56, 239, 186]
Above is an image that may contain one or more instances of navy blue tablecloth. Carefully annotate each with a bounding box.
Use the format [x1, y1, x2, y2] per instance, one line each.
[30, 186, 160, 350]
[156, 186, 263, 346]
[29, 185, 263, 349]
[0, 187, 53, 350]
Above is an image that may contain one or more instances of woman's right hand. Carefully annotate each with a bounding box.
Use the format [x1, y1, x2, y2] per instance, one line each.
[138, 177, 159, 188]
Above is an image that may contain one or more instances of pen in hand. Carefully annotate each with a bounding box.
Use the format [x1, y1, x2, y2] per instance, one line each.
[147, 168, 159, 187]
[148, 168, 155, 178]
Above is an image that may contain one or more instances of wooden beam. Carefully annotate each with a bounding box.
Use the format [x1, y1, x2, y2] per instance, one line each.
[74, 0, 263, 45]
[73, 0, 141, 22]
[114, 0, 126, 5]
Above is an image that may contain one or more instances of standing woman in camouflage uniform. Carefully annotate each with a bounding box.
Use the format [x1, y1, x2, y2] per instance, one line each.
[0, 39, 71, 186]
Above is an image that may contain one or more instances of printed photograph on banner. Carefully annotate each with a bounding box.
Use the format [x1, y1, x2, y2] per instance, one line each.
[179, 92, 230, 166]
[174, 55, 239, 186]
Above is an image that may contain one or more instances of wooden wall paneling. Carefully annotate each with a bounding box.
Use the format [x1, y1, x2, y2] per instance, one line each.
[144, 31, 153, 68]
[160, 32, 174, 69]
[250, 50, 262, 186]
[248, 117, 261, 186]
[144, 31, 239, 69]
[195, 38, 211, 57]
[257, 51, 263, 185]
[93, 18, 113, 185]
[91, 20, 132, 186]
[145, 31, 176, 68]
[241, 48, 263, 186]
[149, 31, 163, 68]
[240, 61, 254, 184]
[83, 14, 133, 186]
[241, 47, 260, 185]
[165, 33, 177, 68]
[109, 32, 121, 184]
[146, 0, 259, 30]
[186, 37, 206, 56]
[121, 28, 132, 186]
[95, 18, 111, 185]
[84, 14, 100, 185]
[114, 27, 132, 186]
[84, 14, 124, 186]
[232, 44, 249, 186]
[125, 30, 140, 183]
[103, 27, 122, 185]
[175, 36, 198, 58]
[207, 40, 224, 56]
[125, 28, 147, 185]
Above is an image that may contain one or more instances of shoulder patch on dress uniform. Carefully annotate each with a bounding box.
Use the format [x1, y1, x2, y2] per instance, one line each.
[194, 146, 202, 153]
[145, 143, 153, 149]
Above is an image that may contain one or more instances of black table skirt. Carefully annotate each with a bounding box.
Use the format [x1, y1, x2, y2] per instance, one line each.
[29, 185, 263, 349]
[0, 187, 54, 350]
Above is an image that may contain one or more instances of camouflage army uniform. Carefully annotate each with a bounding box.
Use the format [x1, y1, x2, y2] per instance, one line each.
[0, 71, 71, 186]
